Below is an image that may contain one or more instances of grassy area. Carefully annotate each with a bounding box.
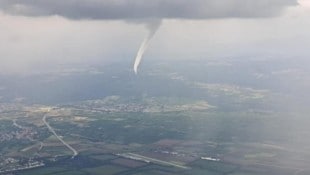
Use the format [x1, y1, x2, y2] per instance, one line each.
[54, 170, 86, 175]
[83, 165, 127, 175]
[190, 160, 239, 174]
[90, 154, 117, 162]
[19, 167, 67, 175]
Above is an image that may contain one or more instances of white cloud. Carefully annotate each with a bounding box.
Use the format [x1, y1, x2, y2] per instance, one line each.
[0, 0, 297, 20]
[0, 1, 309, 74]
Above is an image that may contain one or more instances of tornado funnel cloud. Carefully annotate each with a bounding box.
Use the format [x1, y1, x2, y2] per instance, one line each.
[133, 20, 161, 74]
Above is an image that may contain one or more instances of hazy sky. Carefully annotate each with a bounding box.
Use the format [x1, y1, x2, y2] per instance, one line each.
[0, 0, 309, 73]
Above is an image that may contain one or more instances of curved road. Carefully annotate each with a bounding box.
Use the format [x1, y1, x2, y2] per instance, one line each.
[42, 114, 78, 158]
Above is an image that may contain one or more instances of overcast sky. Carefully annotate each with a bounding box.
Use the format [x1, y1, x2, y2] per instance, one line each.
[0, 0, 310, 74]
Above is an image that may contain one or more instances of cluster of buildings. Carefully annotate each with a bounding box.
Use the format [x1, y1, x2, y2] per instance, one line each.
[0, 158, 45, 174]
[0, 124, 37, 142]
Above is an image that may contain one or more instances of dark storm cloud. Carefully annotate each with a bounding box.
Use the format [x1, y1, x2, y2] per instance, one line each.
[0, 0, 298, 20]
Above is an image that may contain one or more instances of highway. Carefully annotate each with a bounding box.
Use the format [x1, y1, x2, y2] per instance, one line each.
[42, 114, 78, 158]
[118, 153, 190, 169]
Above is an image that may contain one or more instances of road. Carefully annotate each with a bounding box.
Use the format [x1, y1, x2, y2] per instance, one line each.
[12, 119, 24, 129]
[118, 153, 190, 169]
[42, 114, 78, 158]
